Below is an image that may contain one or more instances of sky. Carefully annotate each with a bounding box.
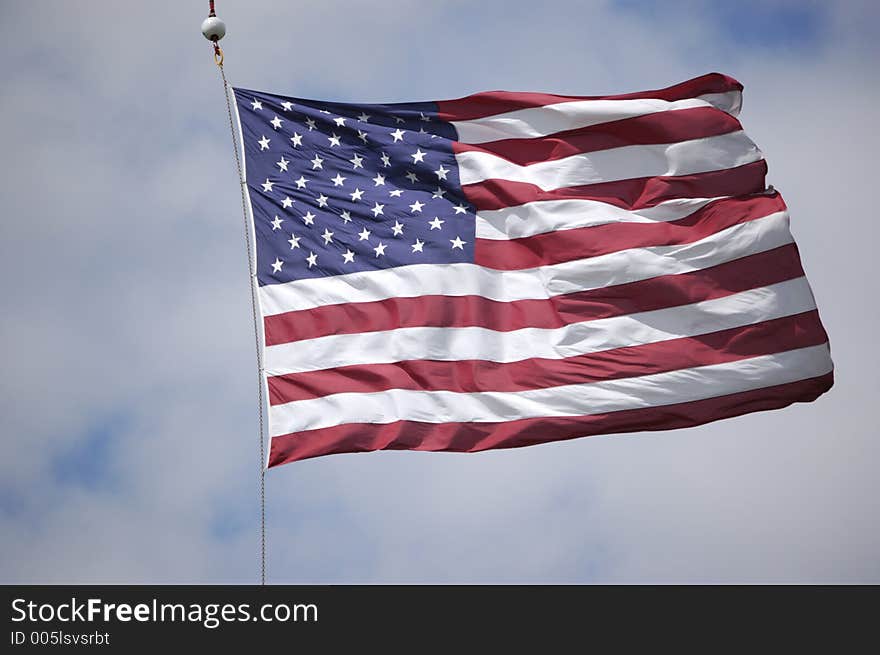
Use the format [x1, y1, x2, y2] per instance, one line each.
[1, 0, 878, 583]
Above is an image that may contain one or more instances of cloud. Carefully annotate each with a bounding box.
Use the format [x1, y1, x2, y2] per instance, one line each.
[0, 0, 877, 583]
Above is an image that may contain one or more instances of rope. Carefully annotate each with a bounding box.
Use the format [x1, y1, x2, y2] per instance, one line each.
[217, 57, 267, 586]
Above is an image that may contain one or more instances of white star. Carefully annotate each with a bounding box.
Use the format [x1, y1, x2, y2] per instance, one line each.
[302, 211, 316, 226]
[435, 164, 449, 180]
[258, 135, 270, 151]
[409, 200, 425, 213]
[342, 249, 355, 263]
[429, 216, 444, 230]
[394, 116, 405, 124]
[333, 116, 346, 127]
[405, 171, 419, 183]
[280, 101, 294, 112]
[331, 173, 346, 187]
[357, 130, 369, 144]
[340, 210, 352, 223]
[349, 188, 364, 201]
[321, 228, 334, 245]
[328, 133, 341, 147]
[357, 112, 371, 122]
[290, 133, 303, 147]
[270, 215, 283, 230]
[349, 153, 364, 169]
[411, 238, 425, 253]
[288, 234, 302, 249]
[391, 221, 404, 236]
[450, 236, 466, 250]
[453, 204, 468, 215]
[372, 173, 386, 186]
[306, 251, 317, 268]
[432, 186, 446, 199]
[281, 196, 294, 209]
[270, 115, 283, 130]
[411, 149, 426, 164]
[373, 242, 388, 257]
[310, 155, 324, 170]
[262, 178, 275, 193]
[358, 227, 371, 241]
[271, 257, 283, 273]
[419, 111, 431, 122]
[388, 189, 404, 198]
[305, 118, 317, 130]
[319, 110, 331, 115]
[294, 175, 308, 189]
[276, 157, 289, 172]
[316, 194, 329, 208]
[380, 152, 391, 167]
[250, 99, 263, 111]
[390, 128, 406, 142]
[371, 202, 385, 217]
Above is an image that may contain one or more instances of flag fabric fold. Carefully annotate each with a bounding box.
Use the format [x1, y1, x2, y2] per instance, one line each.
[231, 73, 833, 467]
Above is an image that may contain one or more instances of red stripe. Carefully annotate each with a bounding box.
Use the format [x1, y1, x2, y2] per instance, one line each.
[474, 193, 783, 270]
[268, 311, 826, 404]
[437, 73, 742, 122]
[452, 106, 742, 165]
[267, 371, 833, 466]
[264, 243, 805, 346]
[461, 160, 767, 212]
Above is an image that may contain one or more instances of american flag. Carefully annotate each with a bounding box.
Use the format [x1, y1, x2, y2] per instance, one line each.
[232, 73, 833, 468]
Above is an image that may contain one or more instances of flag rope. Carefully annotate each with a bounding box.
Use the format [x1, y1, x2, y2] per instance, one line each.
[215, 49, 267, 586]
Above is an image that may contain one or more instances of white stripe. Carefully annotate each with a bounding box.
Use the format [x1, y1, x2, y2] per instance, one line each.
[451, 91, 742, 144]
[456, 131, 762, 189]
[700, 90, 741, 117]
[259, 210, 792, 316]
[268, 344, 832, 435]
[264, 277, 815, 376]
[475, 195, 726, 240]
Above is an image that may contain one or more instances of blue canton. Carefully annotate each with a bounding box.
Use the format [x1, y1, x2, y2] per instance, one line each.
[233, 88, 476, 286]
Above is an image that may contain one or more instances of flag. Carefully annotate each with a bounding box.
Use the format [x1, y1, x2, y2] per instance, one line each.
[231, 73, 833, 468]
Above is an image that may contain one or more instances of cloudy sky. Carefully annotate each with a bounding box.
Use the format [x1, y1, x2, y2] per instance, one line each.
[1, 1, 877, 583]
